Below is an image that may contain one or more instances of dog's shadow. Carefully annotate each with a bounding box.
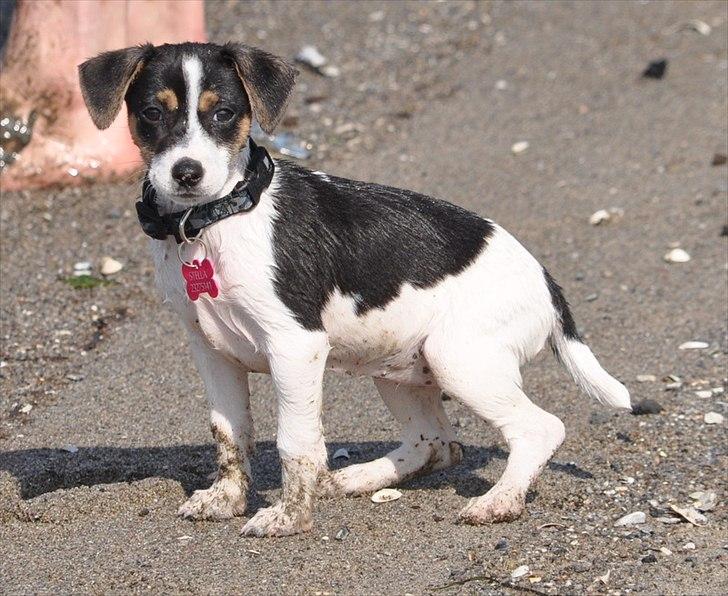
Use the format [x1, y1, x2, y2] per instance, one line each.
[0, 441, 593, 506]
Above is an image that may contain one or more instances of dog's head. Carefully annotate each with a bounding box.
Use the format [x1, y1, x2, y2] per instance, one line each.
[78, 42, 296, 205]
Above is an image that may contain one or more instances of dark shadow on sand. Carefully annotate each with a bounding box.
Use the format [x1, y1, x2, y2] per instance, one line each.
[0, 441, 593, 501]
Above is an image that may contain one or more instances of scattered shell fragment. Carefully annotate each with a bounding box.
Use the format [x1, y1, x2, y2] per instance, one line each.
[296, 45, 327, 69]
[681, 19, 712, 36]
[695, 390, 713, 399]
[659, 547, 673, 556]
[704, 412, 724, 425]
[19, 404, 33, 414]
[332, 447, 350, 460]
[371, 488, 402, 503]
[636, 374, 656, 383]
[61, 445, 79, 454]
[511, 565, 529, 579]
[511, 141, 529, 154]
[712, 387, 724, 396]
[669, 504, 707, 526]
[679, 341, 709, 350]
[589, 207, 624, 226]
[529, 576, 542, 584]
[73, 261, 92, 277]
[614, 511, 646, 526]
[664, 248, 690, 263]
[99, 256, 123, 276]
[690, 491, 718, 511]
[295, 45, 339, 77]
[596, 569, 611, 585]
[683, 542, 696, 550]
[334, 526, 350, 541]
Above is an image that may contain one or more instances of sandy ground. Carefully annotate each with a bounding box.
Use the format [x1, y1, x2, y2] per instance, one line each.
[1, 1, 727, 594]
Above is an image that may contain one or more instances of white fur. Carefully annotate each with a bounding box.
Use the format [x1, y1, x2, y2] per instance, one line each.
[149, 176, 630, 534]
[149, 56, 247, 208]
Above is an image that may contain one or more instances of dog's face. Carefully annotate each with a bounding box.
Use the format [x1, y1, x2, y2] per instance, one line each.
[78, 42, 297, 204]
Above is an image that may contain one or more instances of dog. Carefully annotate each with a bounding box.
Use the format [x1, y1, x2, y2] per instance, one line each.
[77, 42, 631, 537]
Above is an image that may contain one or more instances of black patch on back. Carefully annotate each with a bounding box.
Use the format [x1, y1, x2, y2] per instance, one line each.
[543, 268, 581, 341]
[270, 162, 495, 330]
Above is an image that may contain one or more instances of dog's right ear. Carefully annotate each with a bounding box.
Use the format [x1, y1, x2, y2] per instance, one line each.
[78, 45, 151, 130]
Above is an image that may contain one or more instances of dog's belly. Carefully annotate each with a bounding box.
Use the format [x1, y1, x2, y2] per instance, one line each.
[321, 286, 441, 385]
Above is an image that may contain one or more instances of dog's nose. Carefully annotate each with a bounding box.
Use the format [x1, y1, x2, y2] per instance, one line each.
[171, 158, 204, 189]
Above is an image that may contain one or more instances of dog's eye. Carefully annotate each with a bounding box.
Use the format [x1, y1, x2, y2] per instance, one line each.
[142, 107, 162, 122]
[213, 108, 235, 123]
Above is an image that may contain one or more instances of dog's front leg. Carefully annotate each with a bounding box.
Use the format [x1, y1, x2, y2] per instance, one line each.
[241, 332, 329, 537]
[178, 333, 253, 521]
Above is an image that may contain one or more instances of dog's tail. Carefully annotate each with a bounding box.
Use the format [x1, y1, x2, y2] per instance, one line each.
[544, 269, 631, 410]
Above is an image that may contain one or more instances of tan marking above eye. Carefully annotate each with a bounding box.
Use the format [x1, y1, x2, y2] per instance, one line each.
[199, 90, 220, 112]
[156, 88, 179, 111]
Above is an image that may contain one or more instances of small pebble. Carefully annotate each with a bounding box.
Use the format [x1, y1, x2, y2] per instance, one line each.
[511, 565, 529, 579]
[332, 447, 350, 460]
[704, 412, 724, 425]
[334, 526, 349, 541]
[659, 547, 673, 556]
[641, 554, 657, 564]
[636, 374, 657, 383]
[694, 390, 713, 399]
[642, 58, 668, 79]
[632, 398, 663, 415]
[19, 404, 33, 414]
[61, 445, 78, 454]
[138, 507, 150, 517]
[99, 256, 123, 276]
[679, 341, 709, 350]
[614, 511, 646, 527]
[690, 491, 718, 511]
[511, 141, 529, 154]
[664, 248, 690, 263]
[494, 538, 508, 551]
[683, 542, 696, 550]
[712, 153, 727, 166]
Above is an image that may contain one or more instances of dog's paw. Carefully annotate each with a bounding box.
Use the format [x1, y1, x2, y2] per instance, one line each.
[458, 486, 526, 525]
[177, 482, 246, 521]
[241, 501, 312, 537]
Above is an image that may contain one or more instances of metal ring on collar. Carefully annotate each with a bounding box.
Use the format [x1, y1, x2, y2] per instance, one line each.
[178, 208, 202, 244]
[177, 237, 207, 268]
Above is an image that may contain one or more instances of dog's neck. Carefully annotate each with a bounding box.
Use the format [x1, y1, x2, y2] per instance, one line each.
[151, 142, 252, 216]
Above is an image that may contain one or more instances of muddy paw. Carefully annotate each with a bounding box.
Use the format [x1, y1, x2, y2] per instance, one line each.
[177, 482, 246, 521]
[241, 502, 312, 537]
[458, 488, 526, 525]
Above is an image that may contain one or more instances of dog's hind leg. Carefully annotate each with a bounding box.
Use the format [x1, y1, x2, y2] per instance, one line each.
[331, 379, 462, 495]
[177, 334, 253, 521]
[424, 334, 565, 523]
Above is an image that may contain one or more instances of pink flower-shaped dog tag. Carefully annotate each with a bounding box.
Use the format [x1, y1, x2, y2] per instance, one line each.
[181, 258, 219, 301]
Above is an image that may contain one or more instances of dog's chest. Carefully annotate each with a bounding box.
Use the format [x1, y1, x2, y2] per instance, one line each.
[148, 220, 282, 372]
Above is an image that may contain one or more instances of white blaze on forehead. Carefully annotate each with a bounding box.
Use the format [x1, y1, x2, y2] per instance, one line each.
[182, 55, 204, 138]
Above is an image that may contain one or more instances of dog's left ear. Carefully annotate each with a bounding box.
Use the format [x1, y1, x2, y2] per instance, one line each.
[78, 44, 152, 129]
[222, 43, 298, 134]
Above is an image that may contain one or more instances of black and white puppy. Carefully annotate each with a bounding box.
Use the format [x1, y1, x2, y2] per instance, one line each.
[78, 42, 630, 537]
